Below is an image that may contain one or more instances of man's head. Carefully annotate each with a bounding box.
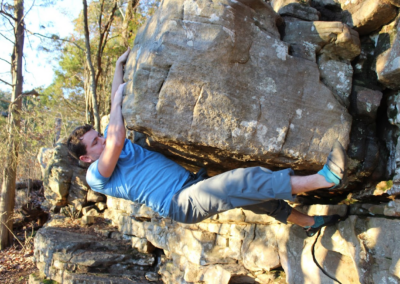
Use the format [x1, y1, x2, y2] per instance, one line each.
[67, 125, 106, 163]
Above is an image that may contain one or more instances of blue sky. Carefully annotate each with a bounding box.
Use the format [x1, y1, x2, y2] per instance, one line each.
[0, 0, 82, 93]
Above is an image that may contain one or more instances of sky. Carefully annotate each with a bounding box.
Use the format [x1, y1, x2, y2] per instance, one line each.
[0, 0, 82, 93]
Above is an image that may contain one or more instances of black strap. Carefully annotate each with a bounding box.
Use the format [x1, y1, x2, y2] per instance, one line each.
[311, 230, 342, 284]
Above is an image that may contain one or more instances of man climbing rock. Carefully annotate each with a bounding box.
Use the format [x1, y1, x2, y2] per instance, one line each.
[67, 49, 346, 237]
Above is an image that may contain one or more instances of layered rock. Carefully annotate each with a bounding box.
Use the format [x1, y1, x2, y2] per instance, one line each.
[40, 139, 106, 212]
[123, 0, 352, 173]
[271, 0, 320, 21]
[282, 19, 361, 61]
[100, 196, 400, 284]
[33, 225, 160, 283]
[376, 16, 400, 90]
[31, 0, 400, 283]
[312, 0, 398, 35]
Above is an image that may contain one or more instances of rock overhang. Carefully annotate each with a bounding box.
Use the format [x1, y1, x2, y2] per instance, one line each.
[122, 0, 352, 172]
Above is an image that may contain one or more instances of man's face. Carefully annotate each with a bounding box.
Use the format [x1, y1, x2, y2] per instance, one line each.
[79, 129, 106, 163]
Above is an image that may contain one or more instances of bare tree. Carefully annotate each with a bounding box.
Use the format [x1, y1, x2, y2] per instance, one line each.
[121, 0, 140, 47]
[82, 0, 101, 132]
[82, 0, 118, 133]
[0, 0, 25, 249]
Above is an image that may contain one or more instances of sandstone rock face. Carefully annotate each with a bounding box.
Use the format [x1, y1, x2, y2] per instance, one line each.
[37, 147, 53, 179]
[318, 55, 353, 107]
[123, 0, 352, 172]
[313, 0, 398, 35]
[271, 0, 320, 21]
[387, 92, 400, 194]
[282, 19, 361, 61]
[34, 226, 159, 284]
[98, 196, 400, 283]
[41, 139, 106, 211]
[376, 17, 400, 89]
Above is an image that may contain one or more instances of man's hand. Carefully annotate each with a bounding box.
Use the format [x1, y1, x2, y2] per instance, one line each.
[111, 48, 131, 102]
[116, 47, 131, 66]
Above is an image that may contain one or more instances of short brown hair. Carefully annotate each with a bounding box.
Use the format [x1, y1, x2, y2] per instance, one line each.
[67, 124, 94, 160]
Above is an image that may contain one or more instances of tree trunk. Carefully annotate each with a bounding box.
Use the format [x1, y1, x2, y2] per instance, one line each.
[122, 0, 140, 47]
[0, 0, 25, 250]
[84, 67, 90, 124]
[82, 0, 101, 133]
[54, 117, 62, 144]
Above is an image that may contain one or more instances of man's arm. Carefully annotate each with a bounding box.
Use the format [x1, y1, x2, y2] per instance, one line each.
[98, 83, 126, 178]
[97, 48, 131, 178]
[111, 47, 130, 103]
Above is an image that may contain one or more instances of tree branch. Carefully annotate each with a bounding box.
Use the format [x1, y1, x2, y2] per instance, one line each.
[19, 0, 35, 27]
[11, 89, 40, 106]
[0, 8, 17, 22]
[24, 29, 85, 51]
[0, 57, 11, 65]
[0, 31, 14, 44]
[0, 11, 15, 28]
[0, 98, 11, 104]
[0, 78, 14, 87]
[96, 0, 118, 85]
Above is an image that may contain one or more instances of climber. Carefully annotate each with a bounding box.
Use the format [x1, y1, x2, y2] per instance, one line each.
[67, 48, 346, 237]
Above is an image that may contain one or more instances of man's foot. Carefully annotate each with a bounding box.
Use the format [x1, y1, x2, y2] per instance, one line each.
[318, 140, 347, 189]
[304, 215, 342, 237]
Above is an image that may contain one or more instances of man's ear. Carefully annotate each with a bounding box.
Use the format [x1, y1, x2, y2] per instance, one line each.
[79, 155, 92, 163]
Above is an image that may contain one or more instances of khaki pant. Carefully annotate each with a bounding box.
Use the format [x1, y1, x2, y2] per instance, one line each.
[168, 167, 294, 224]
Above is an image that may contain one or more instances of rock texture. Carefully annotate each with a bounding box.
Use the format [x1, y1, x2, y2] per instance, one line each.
[40, 139, 106, 212]
[34, 225, 160, 284]
[312, 0, 398, 35]
[32, 0, 400, 283]
[271, 0, 320, 21]
[282, 19, 361, 61]
[101, 196, 400, 283]
[123, 0, 352, 172]
[376, 16, 400, 89]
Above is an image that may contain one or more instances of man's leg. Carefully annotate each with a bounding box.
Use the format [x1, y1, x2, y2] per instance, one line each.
[243, 200, 341, 237]
[169, 141, 347, 225]
[291, 140, 347, 194]
[290, 174, 334, 195]
[286, 208, 314, 227]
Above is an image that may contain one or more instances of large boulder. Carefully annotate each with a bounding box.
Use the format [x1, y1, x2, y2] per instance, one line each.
[123, 0, 352, 173]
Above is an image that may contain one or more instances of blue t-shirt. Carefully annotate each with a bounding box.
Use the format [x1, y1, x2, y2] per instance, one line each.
[86, 126, 190, 217]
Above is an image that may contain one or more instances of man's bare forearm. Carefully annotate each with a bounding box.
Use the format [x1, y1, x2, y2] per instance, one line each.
[107, 93, 126, 146]
[97, 83, 126, 178]
[111, 62, 124, 102]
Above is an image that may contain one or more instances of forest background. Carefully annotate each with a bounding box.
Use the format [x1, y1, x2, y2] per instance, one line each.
[0, 0, 158, 249]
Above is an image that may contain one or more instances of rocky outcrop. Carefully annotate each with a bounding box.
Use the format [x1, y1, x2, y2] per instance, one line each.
[312, 0, 398, 35]
[271, 0, 320, 21]
[40, 139, 105, 211]
[33, 224, 160, 284]
[376, 16, 400, 90]
[32, 0, 400, 283]
[99, 196, 399, 283]
[122, 0, 352, 173]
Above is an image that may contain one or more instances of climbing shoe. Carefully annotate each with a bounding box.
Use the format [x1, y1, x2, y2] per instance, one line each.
[318, 140, 347, 189]
[304, 215, 342, 237]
